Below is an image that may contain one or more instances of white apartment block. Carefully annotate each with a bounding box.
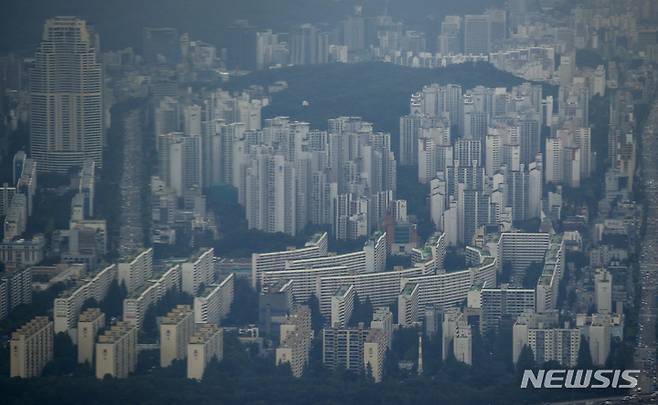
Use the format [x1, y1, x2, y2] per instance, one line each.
[0, 280, 6, 321]
[322, 327, 369, 373]
[10, 316, 54, 378]
[513, 311, 580, 368]
[285, 250, 367, 274]
[317, 267, 425, 319]
[123, 264, 181, 328]
[77, 308, 105, 365]
[363, 231, 388, 273]
[495, 232, 551, 283]
[530, 328, 580, 367]
[54, 264, 117, 337]
[331, 285, 355, 328]
[262, 265, 352, 304]
[187, 324, 223, 380]
[322, 325, 386, 381]
[398, 282, 420, 327]
[95, 321, 138, 379]
[594, 268, 613, 314]
[400, 255, 496, 313]
[411, 232, 447, 274]
[536, 235, 565, 313]
[182, 248, 215, 295]
[118, 248, 154, 294]
[251, 232, 328, 287]
[160, 305, 194, 368]
[0, 183, 16, 217]
[481, 284, 536, 333]
[194, 273, 235, 324]
[0, 266, 32, 321]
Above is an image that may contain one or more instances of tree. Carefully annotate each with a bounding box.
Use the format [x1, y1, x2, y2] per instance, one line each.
[500, 261, 513, 284]
[100, 280, 128, 318]
[305, 293, 324, 333]
[42, 332, 80, 376]
[577, 336, 593, 369]
[348, 294, 373, 327]
[515, 345, 536, 377]
[223, 277, 258, 326]
[522, 262, 543, 289]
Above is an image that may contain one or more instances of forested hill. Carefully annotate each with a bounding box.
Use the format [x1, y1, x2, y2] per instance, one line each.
[227, 62, 556, 151]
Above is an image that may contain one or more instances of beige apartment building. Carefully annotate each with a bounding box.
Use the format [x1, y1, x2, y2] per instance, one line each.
[187, 324, 223, 380]
[77, 308, 105, 365]
[95, 321, 137, 379]
[10, 316, 54, 378]
[160, 305, 194, 367]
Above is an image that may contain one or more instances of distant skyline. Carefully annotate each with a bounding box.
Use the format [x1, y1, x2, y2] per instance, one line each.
[0, 0, 504, 53]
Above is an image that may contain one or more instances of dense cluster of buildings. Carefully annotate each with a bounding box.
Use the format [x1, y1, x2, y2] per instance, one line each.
[10, 248, 234, 380]
[154, 86, 398, 241]
[1, 0, 656, 391]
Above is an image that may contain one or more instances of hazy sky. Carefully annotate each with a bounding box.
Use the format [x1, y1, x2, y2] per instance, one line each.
[0, 0, 504, 53]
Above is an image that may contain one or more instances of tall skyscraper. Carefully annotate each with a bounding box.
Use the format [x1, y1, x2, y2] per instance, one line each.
[464, 15, 490, 55]
[142, 27, 180, 65]
[438, 16, 463, 55]
[291, 24, 329, 65]
[30, 17, 103, 173]
[486, 9, 507, 51]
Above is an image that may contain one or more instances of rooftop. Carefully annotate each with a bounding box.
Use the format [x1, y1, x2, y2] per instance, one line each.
[97, 322, 135, 343]
[12, 316, 51, 339]
[400, 282, 419, 296]
[79, 308, 104, 322]
[333, 284, 353, 297]
[189, 324, 221, 344]
[161, 305, 193, 325]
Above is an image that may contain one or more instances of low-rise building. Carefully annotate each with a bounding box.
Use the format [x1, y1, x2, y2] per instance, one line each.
[0, 234, 45, 270]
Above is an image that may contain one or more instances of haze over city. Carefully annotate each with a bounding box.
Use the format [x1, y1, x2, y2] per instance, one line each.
[0, 1, 657, 404]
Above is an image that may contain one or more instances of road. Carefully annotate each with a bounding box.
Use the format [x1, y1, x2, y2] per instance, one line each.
[117, 109, 146, 258]
[634, 100, 658, 394]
